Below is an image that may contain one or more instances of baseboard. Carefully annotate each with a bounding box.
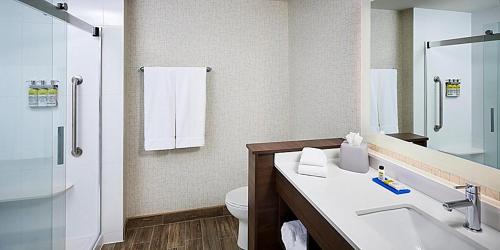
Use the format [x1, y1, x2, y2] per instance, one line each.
[126, 205, 230, 230]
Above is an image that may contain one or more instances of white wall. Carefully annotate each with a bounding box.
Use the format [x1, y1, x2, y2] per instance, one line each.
[64, 0, 124, 246]
[100, 0, 124, 244]
[413, 9, 473, 154]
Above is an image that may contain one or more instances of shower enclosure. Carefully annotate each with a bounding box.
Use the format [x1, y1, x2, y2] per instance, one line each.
[483, 23, 500, 168]
[424, 26, 500, 169]
[0, 1, 102, 249]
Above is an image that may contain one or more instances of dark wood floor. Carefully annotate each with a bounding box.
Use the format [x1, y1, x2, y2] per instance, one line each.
[102, 215, 239, 250]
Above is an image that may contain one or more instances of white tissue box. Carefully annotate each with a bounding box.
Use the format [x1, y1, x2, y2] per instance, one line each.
[339, 142, 369, 173]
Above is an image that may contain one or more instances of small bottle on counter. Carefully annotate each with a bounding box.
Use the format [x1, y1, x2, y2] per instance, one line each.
[378, 166, 385, 181]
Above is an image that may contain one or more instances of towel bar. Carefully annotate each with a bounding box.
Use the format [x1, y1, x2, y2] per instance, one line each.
[139, 66, 212, 72]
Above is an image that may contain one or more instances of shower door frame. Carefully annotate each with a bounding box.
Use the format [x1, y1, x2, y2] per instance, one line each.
[16, 0, 100, 37]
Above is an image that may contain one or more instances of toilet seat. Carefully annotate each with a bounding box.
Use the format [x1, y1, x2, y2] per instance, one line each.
[225, 186, 248, 208]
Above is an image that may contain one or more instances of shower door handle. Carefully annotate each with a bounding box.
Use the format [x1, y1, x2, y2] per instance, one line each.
[491, 108, 495, 133]
[71, 76, 83, 157]
[434, 76, 443, 132]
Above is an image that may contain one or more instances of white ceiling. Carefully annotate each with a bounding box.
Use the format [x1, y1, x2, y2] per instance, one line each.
[371, 0, 500, 13]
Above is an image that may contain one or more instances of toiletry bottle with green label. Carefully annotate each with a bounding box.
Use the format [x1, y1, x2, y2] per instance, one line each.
[47, 80, 59, 107]
[28, 80, 38, 107]
[38, 80, 48, 107]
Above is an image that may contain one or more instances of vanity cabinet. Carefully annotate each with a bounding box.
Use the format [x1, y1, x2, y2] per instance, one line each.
[247, 138, 352, 250]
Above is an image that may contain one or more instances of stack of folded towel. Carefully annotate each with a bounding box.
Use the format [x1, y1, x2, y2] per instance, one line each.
[298, 147, 327, 178]
[281, 220, 307, 250]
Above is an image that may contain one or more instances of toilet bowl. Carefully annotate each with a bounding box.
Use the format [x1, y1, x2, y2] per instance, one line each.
[225, 186, 248, 249]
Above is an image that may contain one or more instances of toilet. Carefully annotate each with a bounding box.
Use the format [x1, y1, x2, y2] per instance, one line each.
[225, 186, 248, 249]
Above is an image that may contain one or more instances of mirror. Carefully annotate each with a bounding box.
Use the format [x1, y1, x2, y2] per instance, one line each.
[370, 0, 500, 169]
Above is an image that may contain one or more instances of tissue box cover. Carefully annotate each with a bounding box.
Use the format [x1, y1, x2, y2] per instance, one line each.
[340, 141, 369, 173]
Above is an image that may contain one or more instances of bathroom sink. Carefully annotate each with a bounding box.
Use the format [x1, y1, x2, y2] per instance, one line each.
[356, 204, 486, 250]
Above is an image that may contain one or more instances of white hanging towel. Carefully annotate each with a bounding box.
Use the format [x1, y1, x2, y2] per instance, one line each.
[144, 67, 176, 151]
[372, 69, 399, 134]
[174, 67, 207, 148]
[370, 69, 380, 133]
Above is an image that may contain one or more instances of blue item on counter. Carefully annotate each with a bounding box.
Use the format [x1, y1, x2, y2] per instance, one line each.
[372, 177, 410, 195]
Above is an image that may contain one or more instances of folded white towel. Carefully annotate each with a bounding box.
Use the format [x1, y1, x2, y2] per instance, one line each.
[174, 67, 207, 148]
[298, 164, 327, 178]
[281, 220, 307, 250]
[144, 67, 176, 151]
[299, 147, 327, 167]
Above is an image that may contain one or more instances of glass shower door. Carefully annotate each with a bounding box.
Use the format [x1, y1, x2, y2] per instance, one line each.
[0, 0, 67, 249]
[484, 23, 500, 169]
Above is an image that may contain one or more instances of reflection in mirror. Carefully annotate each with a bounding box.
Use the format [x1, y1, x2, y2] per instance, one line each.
[370, 0, 500, 169]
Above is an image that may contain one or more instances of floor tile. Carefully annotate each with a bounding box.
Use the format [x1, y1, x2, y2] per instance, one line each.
[103, 214, 238, 250]
[185, 239, 203, 250]
[186, 219, 202, 240]
[215, 216, 234, 238]
[220, 237, 239, 250]
[130, 242, 150, 250]
[200, 218, 222, 250]
[166, 222, 186, 248]
[150, 225, 169, 249]
[133, 226, 154, 244]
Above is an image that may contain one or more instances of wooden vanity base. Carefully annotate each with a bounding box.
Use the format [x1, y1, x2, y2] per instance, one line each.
[247, 138, 351, 250]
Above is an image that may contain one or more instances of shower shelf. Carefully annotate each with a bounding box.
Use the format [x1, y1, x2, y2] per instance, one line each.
[0, 184, 74, 203]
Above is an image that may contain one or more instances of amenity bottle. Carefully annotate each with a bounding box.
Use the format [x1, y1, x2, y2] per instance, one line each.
[28, 80, 38, 107]
[38, 80, 48, 107]
[47, 80, 59, 107]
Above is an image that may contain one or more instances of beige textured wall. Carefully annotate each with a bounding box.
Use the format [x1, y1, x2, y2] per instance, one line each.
[125, 0, 289, 217]
[370, 9, 413, 133]
[288, 0, 362, 139]
[125, 0, 363, 217]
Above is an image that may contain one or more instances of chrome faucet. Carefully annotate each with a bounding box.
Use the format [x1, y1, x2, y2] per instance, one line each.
[442, 184, 481, 232]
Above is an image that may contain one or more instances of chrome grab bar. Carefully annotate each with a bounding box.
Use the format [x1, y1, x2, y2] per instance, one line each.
[434, 76, 443, 132]
[71, 76, 83, 157]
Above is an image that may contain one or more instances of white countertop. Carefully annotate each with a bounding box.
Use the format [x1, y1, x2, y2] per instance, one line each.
[275, 150, 500, 250]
